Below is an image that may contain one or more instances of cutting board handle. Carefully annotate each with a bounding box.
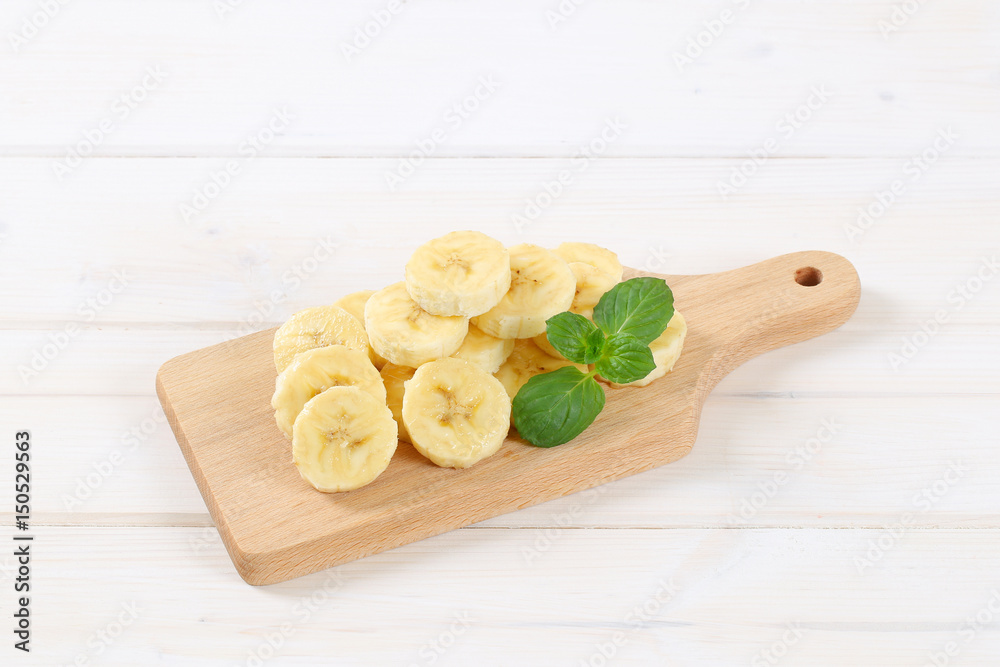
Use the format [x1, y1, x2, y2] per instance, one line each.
[665, 250, 861, 399]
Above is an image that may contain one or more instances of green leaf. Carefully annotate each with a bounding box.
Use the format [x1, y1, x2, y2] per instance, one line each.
[595, 332, 656, 384]
[593, 277, 674, 345]
[544, 312, 606, 364]
[512, 367, 606, 448]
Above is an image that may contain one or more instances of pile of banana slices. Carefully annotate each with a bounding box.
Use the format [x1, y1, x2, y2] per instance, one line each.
[271, 231, 686, 493]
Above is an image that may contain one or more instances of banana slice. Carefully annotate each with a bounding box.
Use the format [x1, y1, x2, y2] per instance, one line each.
[272, 345, 386, 439]
[292, 386, 397, 493]
[603, 310, 687, 388]
[533, 306, 595, 360]
[405, 231, 512, 317]
[567, 262, 617, 310]
[334, 289, 388, 370]
[494, 338, 588, 400]
[471, 244, 575, 339]
[365, 282, 469, 368]
[553, 242, 623, 311]
[380, 362, 417, 444]
[451, 324, 515, 373]
[402, 358, 511, 468]
[532, 333, 562, 360]
[272, 305, 369, 373]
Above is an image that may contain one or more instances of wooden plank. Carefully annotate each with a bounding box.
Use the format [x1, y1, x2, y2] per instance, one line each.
[3, 395, 998, 528]
[0, 0, 993, 659]
[10, 526, 1000, 665]
[155, 253, 860, 584]
[0, 157, 997, 325]
[0, 1, 997, 156]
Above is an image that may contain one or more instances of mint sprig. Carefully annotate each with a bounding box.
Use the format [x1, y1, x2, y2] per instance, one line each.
[593, 276, 674, 344]
[595, 332, 655, 384]
[544, 312, 605, 364]
[513, 277, 675, 448]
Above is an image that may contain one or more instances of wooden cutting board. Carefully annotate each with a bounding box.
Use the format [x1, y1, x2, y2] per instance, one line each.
[156, 250, 860, 585]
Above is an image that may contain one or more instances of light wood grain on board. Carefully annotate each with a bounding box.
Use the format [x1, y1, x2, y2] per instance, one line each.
[156, 253, 860, 584]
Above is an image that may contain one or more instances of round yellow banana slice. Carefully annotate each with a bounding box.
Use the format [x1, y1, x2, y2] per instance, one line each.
[272, 305, 369, 373]
[451, 324, 515, 374]
[272, 345, 386, 439]
[471, 244, 575, 339]
[292, 386, 398, 493]
[405, 230, 511, 317]
[365, 282, 469, 368]
[402, 358, 511, 469]
[553, 242, 623, 311]
[380, 362, 417, 444]
[333, 289, 388, 370]
[494, 338, 588, 400]
[603, 310, 687, 388]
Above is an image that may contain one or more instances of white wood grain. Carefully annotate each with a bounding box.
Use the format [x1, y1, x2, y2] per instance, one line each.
[1, 0, 998, 658]
[1, 0, 998, 157]
[3, 395, 996, 528]
[6, 526, 1000, 666]
[1, 157, 997, 325]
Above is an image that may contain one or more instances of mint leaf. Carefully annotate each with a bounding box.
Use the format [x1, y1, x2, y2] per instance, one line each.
[512, 366, 605, 448]
[593, 277, 674, 345]
[545, 312, 606, 364]
[596, 332, 655, 384]
[512, 274, 678, 448]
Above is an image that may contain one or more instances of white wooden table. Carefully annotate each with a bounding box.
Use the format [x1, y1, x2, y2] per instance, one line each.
[2, 1, 999, 665]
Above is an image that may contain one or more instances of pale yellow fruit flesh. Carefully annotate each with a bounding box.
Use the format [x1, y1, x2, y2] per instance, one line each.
[471, 244, 575, 339]
[292, 386, 398, 493]
[272, 305, 369, 373]
[402, 358, 511, 469]
[494, 338, 587, 401]
[380, 362, 417, 444]
[272, 345, 386, 439]
[334, 289, 388, 370]
[365, 282, 469, 368]
[405, 230, 511, 317]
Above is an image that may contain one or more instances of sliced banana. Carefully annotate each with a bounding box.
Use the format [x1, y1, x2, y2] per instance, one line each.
[365, 282, 469, 368]
[533, 306, 595, 360]
[334, 289, 388, 369]
[332, 290, 374, 322]
[471, 244, 575, 339]
[567, 262, 617, 310]
[272, 305, 369, 373]
[494, 338, 588, 401]
[405, 231, 511, 317]
[292, 386, 397, 493]
[532, 333, 562, 360]
[402, 358, 511, 469]
[272, 345, 386, 439]
[451, 324, 515, 374]
[553, 242, 623, 311]
[603, 310, 687, 388]
[380, 362, 417, 444]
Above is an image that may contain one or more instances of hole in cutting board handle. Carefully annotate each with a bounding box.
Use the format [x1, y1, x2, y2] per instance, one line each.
[794, 266, 823, 287]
